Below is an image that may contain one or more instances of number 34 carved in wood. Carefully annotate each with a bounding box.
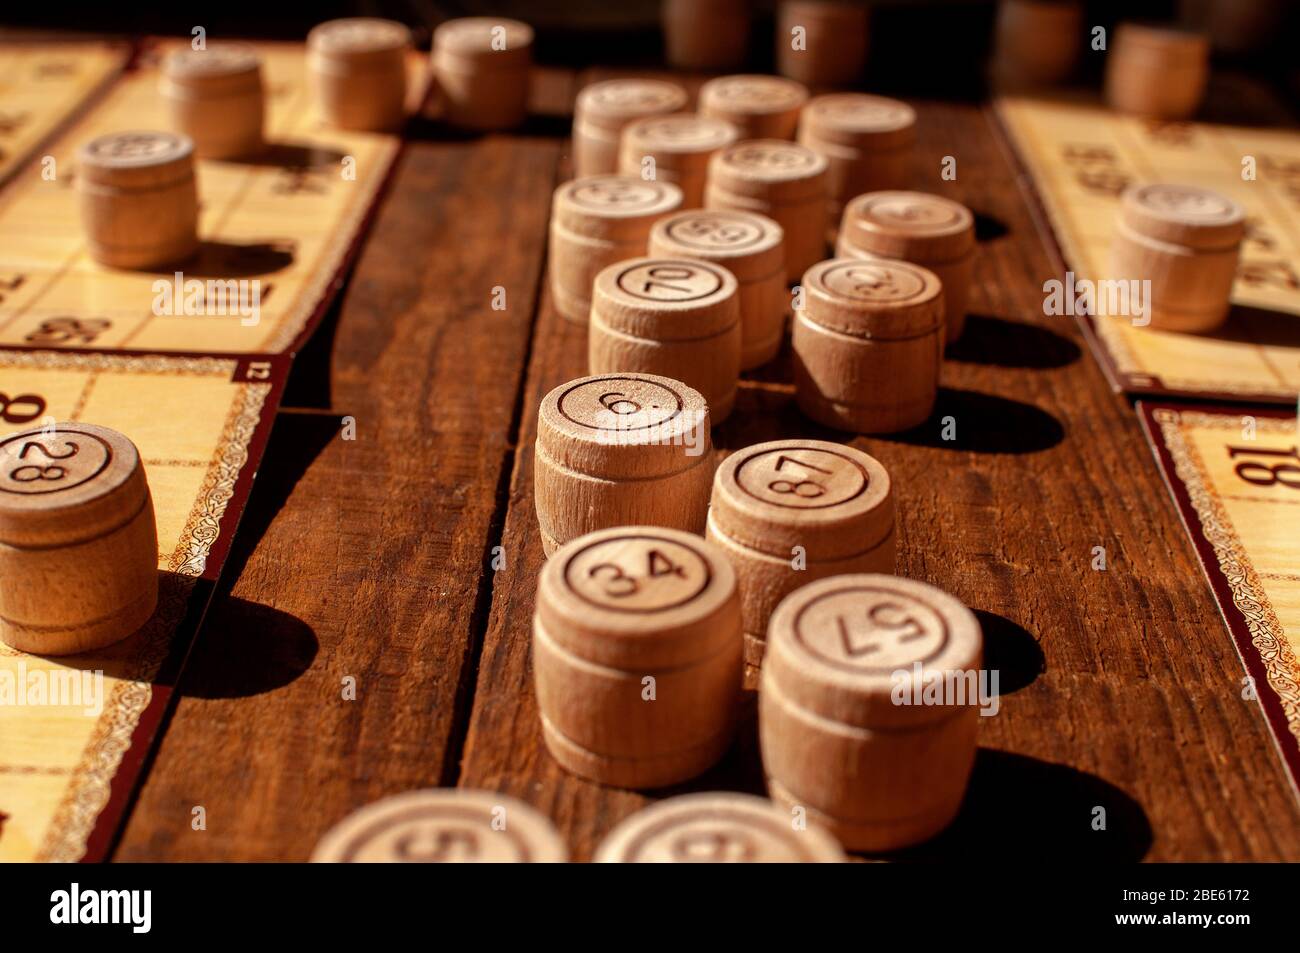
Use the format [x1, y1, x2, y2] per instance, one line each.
[588, 549, 686, 597]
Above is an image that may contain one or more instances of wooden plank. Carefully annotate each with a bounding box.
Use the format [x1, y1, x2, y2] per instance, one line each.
[111, 70, 575, 861]
[456, 91, 1300, 861]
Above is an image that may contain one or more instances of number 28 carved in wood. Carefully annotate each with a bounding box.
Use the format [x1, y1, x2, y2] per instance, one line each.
[0, 429, 110, 497]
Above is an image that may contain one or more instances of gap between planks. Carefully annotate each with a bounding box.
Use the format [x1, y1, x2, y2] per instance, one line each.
[442, 74, 576, 789]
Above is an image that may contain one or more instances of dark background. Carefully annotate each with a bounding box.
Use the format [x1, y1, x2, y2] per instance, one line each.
[2, 1, 1297, 103]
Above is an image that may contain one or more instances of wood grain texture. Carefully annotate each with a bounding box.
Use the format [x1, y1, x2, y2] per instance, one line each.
[111, 70, 574, 861]
[109, 65, 1300, 861]
[455, 81, 1300, 861]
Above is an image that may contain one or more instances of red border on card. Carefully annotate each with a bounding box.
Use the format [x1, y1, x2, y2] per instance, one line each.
[1138, 400, 1300, 804]
[77, 354, 291, 862]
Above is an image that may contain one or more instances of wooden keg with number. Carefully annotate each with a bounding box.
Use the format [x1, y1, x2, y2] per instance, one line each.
[792, 258, 944, 433]
[589, 256, 742, 423]
[1106, 182, 1244, 332]
[534, 373, 715, 555]
[797, 94, 916, 223]
[549, 176, 684, 325]
[533, 526, 743, 788]
[648, 208, 786, 369]
[706, 439, 895, 667]
[573, 79, 689, 178]
[76, 130, 199, 270]
[0, 423, 158, 655]
[760, 574, 983, 850]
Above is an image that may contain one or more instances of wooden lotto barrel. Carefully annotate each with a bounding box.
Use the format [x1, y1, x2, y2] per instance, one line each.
[648, 208, 785, 370]
[311, 790, 568, 862]
[760, 574, 983, 851]
[533, 526, 743, 789]
[1107, 183, 1245, 333]
[797, 93, 915, 223]
[792, 258, 944, 434]
[158, 43, 265, 159]
[706, 439, 895, 667]
[549, 176, 684, 325]
[705, 139, 828, 283]
[594, 792, 848, 862]
[836, 190, 976, 342]
[534, 373, 715, 555]
[661, 0, 750, 72]
[991, 0, 1083, 88]
[698, 74, 810, 141]
[308, 17, 411, 132]
[573, 78, 689, 178]
[1104, 23, 1209, 120]
[432, 17, 534, 131]
[76, 130, 199, 270]
[775, 1, 869, 88]
[0, 424, 158, 656]
[618, 113, 741, 209]
[589, 257, 742, 423]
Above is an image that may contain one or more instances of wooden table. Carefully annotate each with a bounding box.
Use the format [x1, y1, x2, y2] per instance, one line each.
[110, 66, 1300, 862]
